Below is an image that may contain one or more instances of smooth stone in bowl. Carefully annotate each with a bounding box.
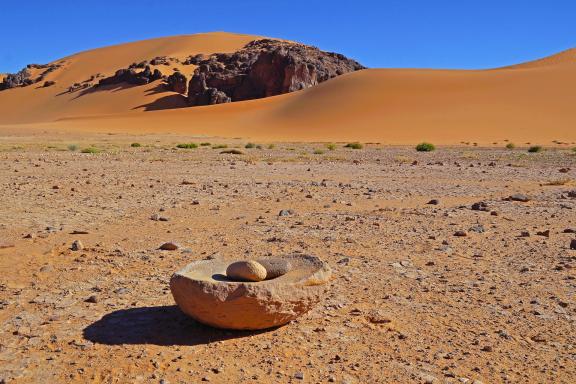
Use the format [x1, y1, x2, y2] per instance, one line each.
[170, 254, 331, 330]
[226, 260, 267, 282]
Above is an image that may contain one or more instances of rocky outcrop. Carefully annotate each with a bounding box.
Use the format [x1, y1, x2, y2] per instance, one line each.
[96, 65, 164, 87]
[170, 254, 331, 330]
[187, 39, 365, 106]
[166, 71, 188, 94]
[0, 63, 61, 91]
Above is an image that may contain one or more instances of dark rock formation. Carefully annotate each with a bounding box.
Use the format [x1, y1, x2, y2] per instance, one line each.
[96, 65, 164, 87]
[187, 39, 365, 106]
[0, 69, 33, 90]
[43, 80, 56, 88]
[0, 63, 62, 91]
[188, 73, 231, 105]
[166, 71, 188, 94]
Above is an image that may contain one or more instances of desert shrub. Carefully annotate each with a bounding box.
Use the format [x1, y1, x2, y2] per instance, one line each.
[572, 147, 576, 153]
[267, 144, 275, 149]
[344, 142, 363, 149]
[505, 143, 515, 149]
[131, 142, 142, 148]
[221, 149, 244, 155]
[176, 143, 198, 149]
[256, 144, 263, 149]
[326, 143, 336, 151]
[245, 142, 257, 149]
[81, 147, 100, 154]
[212, 144, 228, 149]
[416, 142, 436, 152]
[67, 144, 78, 151]
[528, 145, 543, 153]
[313, 149, 325, 155]
[200, 142, 211, 146]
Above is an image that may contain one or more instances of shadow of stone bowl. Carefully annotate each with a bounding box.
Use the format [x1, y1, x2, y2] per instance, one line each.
[83, 305, 267, 346]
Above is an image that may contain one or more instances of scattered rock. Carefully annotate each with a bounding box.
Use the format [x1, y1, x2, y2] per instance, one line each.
[226, 260, 267, 282]
[454, 231, 467, 237]
[278, 209, 294, 217]
[508, 194, 530, 202]
[536, 230, 550, 237]
[159, 242, 179, 251]
[471, 201, 489, 211]
[427, 199, 440, 205]
[71, 240, 84, 251]
[85, 295, 98, 303]
[570, 239, 576, 250]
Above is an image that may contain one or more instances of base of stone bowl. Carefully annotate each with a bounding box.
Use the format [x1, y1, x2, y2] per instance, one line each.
[169, 254, 331, 330]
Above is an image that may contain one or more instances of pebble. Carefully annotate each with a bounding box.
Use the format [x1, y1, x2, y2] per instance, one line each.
[471, 202, 489, 211]
[509, 194, 530, 202]
[427, 199, 440, 205]
[454, 231, 467, 237]
[570, 239, 576, 250]
[159, 242, 179, 251]
[85, 295, 98, 303]
[278, 209, 293, 216]
[294, 372, 304, 380]
[226, 260, 267, 282]
[536, 230, 550, 237]
[71, 240, 83, 251]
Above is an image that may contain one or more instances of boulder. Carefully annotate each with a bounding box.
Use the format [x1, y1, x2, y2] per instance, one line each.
[167, 71, 188, 94]
[170, 254, 331, 330]
[96, 65, 164, 87]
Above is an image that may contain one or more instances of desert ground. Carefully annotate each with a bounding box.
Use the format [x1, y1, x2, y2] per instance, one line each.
[0, 132, 574, 383]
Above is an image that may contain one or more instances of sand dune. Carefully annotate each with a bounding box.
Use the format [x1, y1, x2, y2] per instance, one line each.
[0, 32, 575, 144]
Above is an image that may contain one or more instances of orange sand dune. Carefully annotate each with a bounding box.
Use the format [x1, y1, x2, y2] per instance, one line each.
[0, 32, 575, 144]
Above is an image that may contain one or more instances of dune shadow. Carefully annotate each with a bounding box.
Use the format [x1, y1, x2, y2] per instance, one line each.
[83, 305, 267, 346]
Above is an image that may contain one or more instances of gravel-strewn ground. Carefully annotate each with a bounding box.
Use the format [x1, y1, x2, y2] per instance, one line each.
[0, 138, 575, 383]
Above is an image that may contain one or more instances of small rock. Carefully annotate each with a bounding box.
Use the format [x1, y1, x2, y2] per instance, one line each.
[85, 295, 98, 303]
[508, 194, 530, 202]
[159, 242, 179, 251]
[226, 260, 267, 282]
[71, 240, 83, 251]
[257, 258, 292, 279]
[278, 209, 293, 217]
[454, 231, 467, 237]
[469, 224, 485, 233]
[427, 199, 440, 205]
[294, 372, 304, 380]
[570, 239, 576, 250]
[536, 230, 550, 237]
[471, 202, 489, 211]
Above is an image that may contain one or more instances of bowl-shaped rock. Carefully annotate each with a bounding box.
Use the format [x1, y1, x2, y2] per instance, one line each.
[170, 254, 331, 330]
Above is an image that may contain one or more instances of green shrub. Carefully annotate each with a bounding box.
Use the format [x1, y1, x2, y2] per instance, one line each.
[176, 143, 198, 149]
[505, 143, 515, 149]
[245, 142, 257, 149]
[131, 142, 142, 148]
[528, 145, 543, 153]
[313, 149, 325, 155]
[416, 142, 436, 152]
[344, 142, 363, 149]
[326, 143, 336, 151]
[200, 142, 211, 146]
[267, 144, 275, 149]
[67, 144, 78, 151]
[212, 144, 228, 149]
[81, 147, 100, 154]
[572, 147, 576, 153]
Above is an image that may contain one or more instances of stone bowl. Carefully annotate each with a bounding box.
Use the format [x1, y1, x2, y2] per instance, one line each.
[170, 254, 331, 330]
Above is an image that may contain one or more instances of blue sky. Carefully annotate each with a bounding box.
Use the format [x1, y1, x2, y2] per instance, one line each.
[1, 0, 574, 73]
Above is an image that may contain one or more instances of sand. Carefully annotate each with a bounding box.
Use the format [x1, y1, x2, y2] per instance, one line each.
[0, 32, 575, 145]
